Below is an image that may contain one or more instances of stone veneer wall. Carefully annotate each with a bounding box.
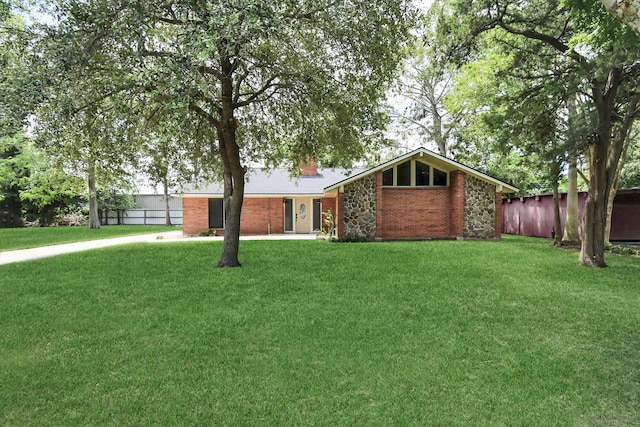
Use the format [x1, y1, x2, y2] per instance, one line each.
[343, 174, 377, 239]
[463, 176, 496, 238]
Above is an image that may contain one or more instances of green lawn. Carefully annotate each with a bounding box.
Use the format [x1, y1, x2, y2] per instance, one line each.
[1, 236, 638, 425]
[0, 225, 180, 251]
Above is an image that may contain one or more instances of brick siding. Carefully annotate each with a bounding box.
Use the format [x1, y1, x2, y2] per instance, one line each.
[378, 187, 452, 238]
[450, 170, 465, 237]
[182, 198, 209, 234]
[241, 198, 284, 234]
[183, 170, 503, 239]
[182, 197, 284, 235]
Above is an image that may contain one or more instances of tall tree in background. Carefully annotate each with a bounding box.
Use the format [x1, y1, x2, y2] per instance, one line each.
[32, 0, 143, 229]
[35, 103, 140, 229]
[140, 111, 194, 227]
[437, 0, 640, 267]
[393, 9, 460, 157]
[40, 0, 414, 267]
[1, 1, 48, 226]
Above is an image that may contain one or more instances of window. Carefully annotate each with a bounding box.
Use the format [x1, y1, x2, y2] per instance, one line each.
[382, 168, 394, 186]
[415, 161, 430, 186]
[313, 199, 321, 231]
[208, 198, 224, 228]
[381, 159, 448, 187]
[434, 168, 448, 186]
[397, 161, 411, 186]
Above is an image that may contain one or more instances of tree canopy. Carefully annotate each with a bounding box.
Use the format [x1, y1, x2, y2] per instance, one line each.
[32, 0, 415, 265]
[434, 0, 640, 267]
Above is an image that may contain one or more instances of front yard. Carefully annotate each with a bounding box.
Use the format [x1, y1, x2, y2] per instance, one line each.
[1, 236, 638, 425]
[0, 225, 180, 251]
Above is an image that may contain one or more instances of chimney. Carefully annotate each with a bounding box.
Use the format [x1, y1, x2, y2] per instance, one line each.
[300, 159, 318, 176]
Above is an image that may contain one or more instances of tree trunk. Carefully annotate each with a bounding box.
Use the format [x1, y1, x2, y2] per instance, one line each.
[562, 155, 580, 243]
[563, 92, 580, 243]
[432, 109, 446, 157]
[579, 140, 608, 267]
[218, 165, 244, 268]
[88, 161, 100, 229]
[579, 71, 637, 267]
[604, 185, 617, 245]
[163, 177, 172, 226]
[216, 51, 245, 268]
[604, 130, 632, 243]
[552, 178, 562, 246]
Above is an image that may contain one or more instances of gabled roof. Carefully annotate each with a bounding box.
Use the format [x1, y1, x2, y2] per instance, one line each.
[324, 147, 519, 193]
[183, 167, 365, 197]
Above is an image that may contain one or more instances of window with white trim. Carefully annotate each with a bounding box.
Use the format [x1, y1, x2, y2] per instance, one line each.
[382, 160, 448, 187]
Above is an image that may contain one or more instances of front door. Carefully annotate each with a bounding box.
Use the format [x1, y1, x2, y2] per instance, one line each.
[296, 198, 311, 233]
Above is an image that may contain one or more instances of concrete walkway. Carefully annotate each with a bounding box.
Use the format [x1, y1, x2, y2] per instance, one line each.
[0, 231, 319, 265]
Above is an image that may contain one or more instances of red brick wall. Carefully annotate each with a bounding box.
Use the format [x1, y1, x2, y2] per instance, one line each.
[336, 194, 344, 237]
[182, 197, 284, 235]
[450, 171, 465, 237]
[378, 187, 451, 238]
[241, 198, 284, 234]
[376, 171, 384, 238]
[182, 198, 209, 235]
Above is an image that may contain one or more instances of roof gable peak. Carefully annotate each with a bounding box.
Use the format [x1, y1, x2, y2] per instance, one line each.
[324, 147, 518, 193]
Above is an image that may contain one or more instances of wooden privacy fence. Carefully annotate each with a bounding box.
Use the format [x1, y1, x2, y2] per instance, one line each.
[102, 209, 183, 226]
[502, 189, 640, 241]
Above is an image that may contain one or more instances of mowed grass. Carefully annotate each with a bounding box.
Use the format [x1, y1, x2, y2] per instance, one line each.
[1, 236, 639, 426]
[0, 225, 180, 251]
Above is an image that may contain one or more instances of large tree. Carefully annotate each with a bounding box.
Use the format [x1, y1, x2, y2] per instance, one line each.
[437, 0, 640, 267]
[392, 10, 461, 157]
[28, 0, 144, 229]
[35, 102, 140, 229]
[41, 0, 414, 266]
[1, 1, 48, 226]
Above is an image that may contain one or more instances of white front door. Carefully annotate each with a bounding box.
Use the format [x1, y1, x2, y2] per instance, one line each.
[296, 198, 311, 233]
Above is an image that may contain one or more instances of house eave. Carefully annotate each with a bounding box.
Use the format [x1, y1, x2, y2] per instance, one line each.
[182, 193, 324, 198]
[323, 147, 519, 194]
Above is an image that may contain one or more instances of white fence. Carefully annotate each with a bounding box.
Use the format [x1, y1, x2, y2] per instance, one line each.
[103, 209, 183, 226]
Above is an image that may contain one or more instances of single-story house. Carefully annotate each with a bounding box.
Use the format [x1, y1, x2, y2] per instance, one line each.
[182, 147, 519, 239]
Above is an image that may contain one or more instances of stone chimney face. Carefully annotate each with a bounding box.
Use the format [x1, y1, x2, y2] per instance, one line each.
[300, 159, 318, 176]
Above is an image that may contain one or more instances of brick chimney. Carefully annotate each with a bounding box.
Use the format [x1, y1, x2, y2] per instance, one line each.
[300, 159, 318, 176]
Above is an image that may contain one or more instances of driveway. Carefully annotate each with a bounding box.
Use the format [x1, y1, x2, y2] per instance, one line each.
[0, 231, 319, 265]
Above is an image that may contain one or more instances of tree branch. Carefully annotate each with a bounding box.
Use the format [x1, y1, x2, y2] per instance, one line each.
[497, 20, 587, 64]
[196, 65, 225, 81]
[577, 167, 590, 185]
[233, 77, 282, 108]
[189, 104, 221, 129]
